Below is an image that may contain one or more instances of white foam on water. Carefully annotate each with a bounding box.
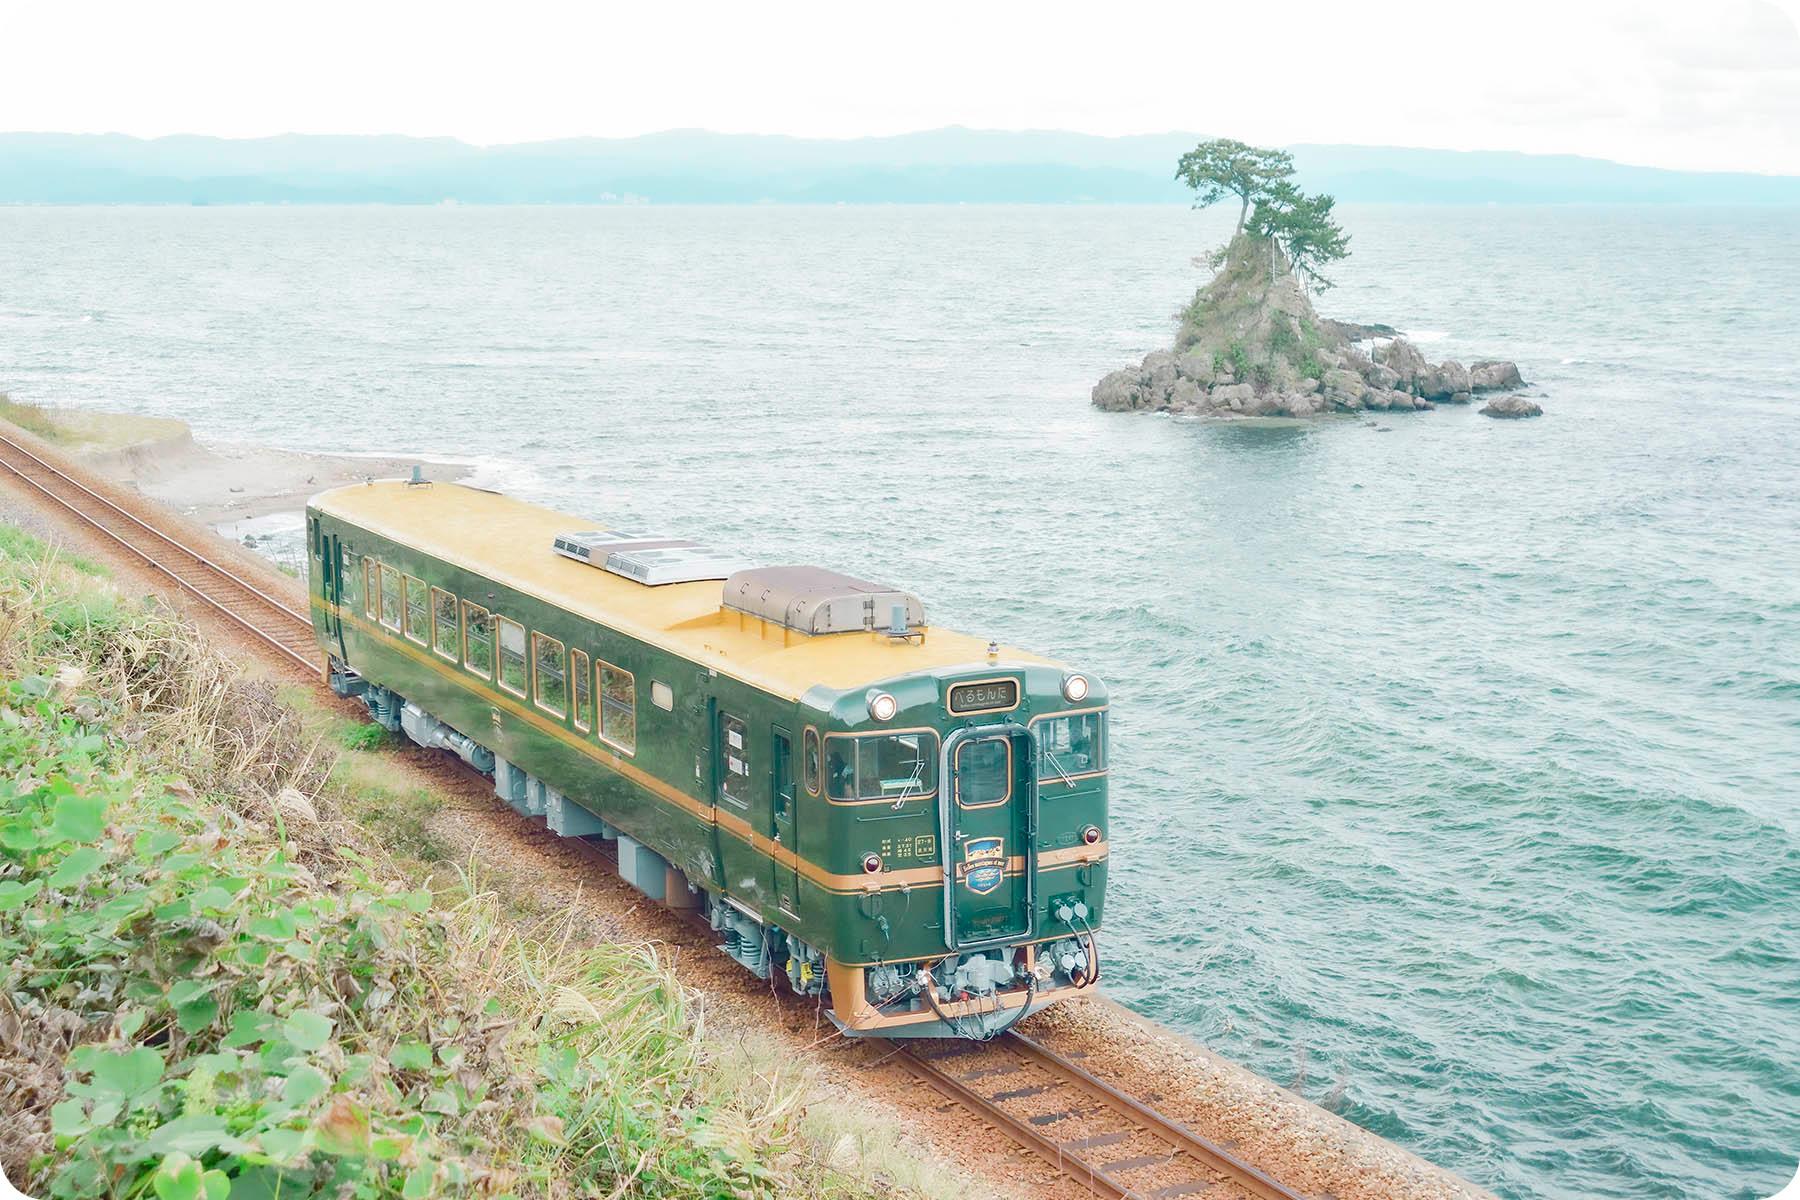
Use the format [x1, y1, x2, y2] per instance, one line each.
[1405, 328, 1451, 344]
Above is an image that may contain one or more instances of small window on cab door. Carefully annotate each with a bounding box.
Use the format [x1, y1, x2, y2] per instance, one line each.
[803, 728, 821, 795]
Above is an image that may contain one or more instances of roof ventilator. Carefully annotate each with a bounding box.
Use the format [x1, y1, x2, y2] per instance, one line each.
[722, 566, 925, 639]
[552, 531, 749, 587]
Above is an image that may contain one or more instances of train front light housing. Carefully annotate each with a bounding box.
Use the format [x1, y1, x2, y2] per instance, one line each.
[866, 691, 898, 722]
[1061, 673, 1090, 702]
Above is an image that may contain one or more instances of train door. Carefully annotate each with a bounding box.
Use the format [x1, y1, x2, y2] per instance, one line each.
[324, 532, 347, 656]
[941, 725, 1038, 951]
[770, 725, 800, 916]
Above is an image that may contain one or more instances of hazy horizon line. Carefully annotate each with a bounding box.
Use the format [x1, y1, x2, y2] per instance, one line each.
[7, 126, 1797, 180]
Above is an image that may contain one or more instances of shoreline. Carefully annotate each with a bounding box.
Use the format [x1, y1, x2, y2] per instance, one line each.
[0, 405, 1500, 1200]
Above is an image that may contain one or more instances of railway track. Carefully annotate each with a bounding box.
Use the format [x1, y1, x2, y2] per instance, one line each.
[0, 432, 1307, 1200]
[0, 431, 318, 672]
[892, 1031, 1307, 1200]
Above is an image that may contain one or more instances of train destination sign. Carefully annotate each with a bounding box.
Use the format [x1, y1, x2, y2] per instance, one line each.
[948, 679, 1018, 714]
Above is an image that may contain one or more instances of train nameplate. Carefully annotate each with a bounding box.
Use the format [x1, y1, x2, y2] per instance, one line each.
[948, 679, 1017, 714]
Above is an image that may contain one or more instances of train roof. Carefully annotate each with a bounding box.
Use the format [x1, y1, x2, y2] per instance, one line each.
[311, 479, 1057, 702]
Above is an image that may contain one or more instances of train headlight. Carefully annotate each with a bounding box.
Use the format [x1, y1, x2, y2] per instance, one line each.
[1082, 824, 1101, 845]
[1061, 673, 1090, 702]
[866, 691, 898, 722]
[861, 852, 883, 874]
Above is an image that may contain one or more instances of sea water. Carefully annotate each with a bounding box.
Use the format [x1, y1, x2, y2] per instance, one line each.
[1, 203, 1796, 1200]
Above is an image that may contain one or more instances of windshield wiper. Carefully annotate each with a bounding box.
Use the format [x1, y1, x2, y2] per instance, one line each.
[1043, 749, 1077, 789]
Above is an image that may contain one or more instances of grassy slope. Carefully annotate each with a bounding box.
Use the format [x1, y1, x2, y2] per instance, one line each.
[0, 526, 947, 1200]
[0, 394, 187, 455]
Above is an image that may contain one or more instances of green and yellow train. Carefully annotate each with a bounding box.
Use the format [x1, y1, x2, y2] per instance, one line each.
[305, 477, 1107, 1038]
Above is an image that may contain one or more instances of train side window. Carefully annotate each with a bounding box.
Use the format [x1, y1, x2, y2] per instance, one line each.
[954, 737, 1012, 809]
[532, 633, 567, 717]
[599, 661, 636, 753]
[825, 732, 938, 802]
[496, 617, 527, 696]
[651, 680, 673, 711]
[363, 558, 378, 620]
[379, 565, 402, 631]
[571, 649, 593, 731]
[720, 713, 749, 808]
[803, 728, 821, 796]
[462, 601, 493, 678]
[430, 588, 458, 660]
[1036, 711, 1104, 778]
[403, 576, 429, 645]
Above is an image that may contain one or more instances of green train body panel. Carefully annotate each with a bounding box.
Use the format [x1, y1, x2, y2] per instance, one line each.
[304, 492, 1108, 981]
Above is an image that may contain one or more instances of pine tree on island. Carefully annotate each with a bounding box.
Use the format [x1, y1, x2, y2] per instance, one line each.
[1089, 139, 1533, 419]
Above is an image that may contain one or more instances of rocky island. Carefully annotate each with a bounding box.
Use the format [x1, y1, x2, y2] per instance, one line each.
[1093, 139, 1539, 421]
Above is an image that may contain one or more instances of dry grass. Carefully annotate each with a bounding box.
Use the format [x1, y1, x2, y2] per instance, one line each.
[0, 528, 933, 1199]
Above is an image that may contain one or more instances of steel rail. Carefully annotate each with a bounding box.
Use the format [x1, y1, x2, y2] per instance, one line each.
[0, 432, 317, 672]
[892, 1031, 1307, 1200]
[0, 428, 1312, 1199]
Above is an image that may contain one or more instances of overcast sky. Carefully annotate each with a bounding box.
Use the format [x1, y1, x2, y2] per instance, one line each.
[8, 0, 1800, 174]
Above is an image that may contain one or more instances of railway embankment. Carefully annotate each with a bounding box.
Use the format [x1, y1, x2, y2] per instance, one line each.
[0, 525, 967, 1200]
[0, 394, 472, 527]
[0, 411, 1500, 1200]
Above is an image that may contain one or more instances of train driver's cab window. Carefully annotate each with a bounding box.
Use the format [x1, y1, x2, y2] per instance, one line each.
[954, 738, 1011, 809]
[803, 728, 821, 795]
[431, 588, 458, 659]
[1037, 711, 1104, 780]
[720, 714, 750, 807]
[532, 633, 567, 716]
[826, 732, 938, 802]
[571, 649, 593, 731]
[462, 602, 493, 678]
[379, 565, 402, 631]
[403, 576, 430, 645]
[599, 662, 636, 753]
[496, 617, 527, 696]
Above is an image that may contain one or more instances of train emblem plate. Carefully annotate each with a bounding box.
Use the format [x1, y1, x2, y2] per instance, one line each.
[962, 837, 1005, 896]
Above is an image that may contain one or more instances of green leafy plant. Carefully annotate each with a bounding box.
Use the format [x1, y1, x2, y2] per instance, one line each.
[0, 543, 899, 1200]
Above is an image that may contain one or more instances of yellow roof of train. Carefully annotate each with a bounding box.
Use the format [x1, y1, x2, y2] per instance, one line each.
[312, 480, 1056, 701]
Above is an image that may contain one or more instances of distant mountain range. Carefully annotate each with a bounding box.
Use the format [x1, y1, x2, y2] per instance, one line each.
[4, 128, 1798, 205]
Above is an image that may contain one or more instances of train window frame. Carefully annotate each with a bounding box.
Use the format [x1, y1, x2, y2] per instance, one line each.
[532, 632, 568, 718]
[379, 564, 402, 632]
[1031, 708, 1106, 782]
[599, 660, 637, 755]
[461, 601, 493, 679]
[953, 737, 1013, 810]
[496, 617, 528, 697]
[720, 712, 750, 809]
[571, 649, 593, 732]
[363, 557, 378, 620]
[430, 587, 458, 660]
[803, 727, 821, 796]
[824, 730, 940, 804]
[403, 575, 430, 645]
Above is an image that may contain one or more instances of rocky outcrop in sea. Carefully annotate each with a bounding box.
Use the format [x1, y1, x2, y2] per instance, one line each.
[1092, 237, 1538, 420]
